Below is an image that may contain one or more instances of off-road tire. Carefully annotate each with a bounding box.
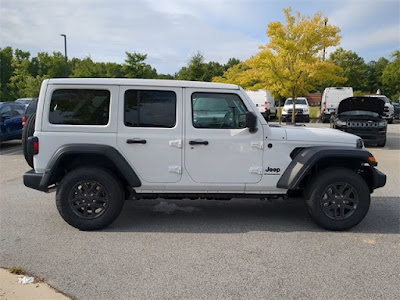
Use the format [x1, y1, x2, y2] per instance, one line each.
[56, 168, 124, 231]
[306, 168, 370, 231]
[22, 113, 36, 168]
[377, 138, 386, 147]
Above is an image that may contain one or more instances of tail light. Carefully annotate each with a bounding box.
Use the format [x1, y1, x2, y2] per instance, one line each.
[28, 136, 39, 155]
[265, 101, 269, 110]
[22, 116, 26, 127]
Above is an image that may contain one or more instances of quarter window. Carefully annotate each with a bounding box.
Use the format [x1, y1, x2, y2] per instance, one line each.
[192, 93, 248, 129]
[124, 90, 176, 128]
[49, 89, 110, 125]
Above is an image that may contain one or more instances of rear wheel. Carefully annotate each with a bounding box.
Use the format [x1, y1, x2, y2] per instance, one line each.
[306, 168, 370, 231]
[22, 113, 36, 168]
[56, 168, 124, 230]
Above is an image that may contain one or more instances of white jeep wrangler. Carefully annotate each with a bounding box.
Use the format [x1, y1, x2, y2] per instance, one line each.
[23, 79, 386, 231]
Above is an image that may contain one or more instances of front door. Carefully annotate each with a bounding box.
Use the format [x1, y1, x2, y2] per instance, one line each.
[117, 86, 183, 183]
[184, 89, 264, 184]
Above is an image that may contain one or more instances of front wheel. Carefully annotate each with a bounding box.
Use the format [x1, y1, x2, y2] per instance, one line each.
[56, 168, 124, 230]
[306, 168, 370, 231]
[377, 137, 386, 147]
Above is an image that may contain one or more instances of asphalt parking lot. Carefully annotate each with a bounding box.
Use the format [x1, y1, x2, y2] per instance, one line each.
[1, 122, 399, 300]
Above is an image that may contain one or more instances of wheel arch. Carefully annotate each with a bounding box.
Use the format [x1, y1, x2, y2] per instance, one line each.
[277, 146, 378, 192]
[41, 144, 141, 190]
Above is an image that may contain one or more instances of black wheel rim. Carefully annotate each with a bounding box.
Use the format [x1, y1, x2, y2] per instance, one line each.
[320, 182, 359, 220]
[68, 181, 109, 219]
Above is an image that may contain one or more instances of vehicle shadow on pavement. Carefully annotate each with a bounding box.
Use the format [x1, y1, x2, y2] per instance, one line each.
[105, 197, 399, 234]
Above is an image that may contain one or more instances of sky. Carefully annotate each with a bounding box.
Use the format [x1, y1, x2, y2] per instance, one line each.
[1, 0, 399, 74]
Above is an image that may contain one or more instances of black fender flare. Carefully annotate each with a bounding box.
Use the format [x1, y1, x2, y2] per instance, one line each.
[40, 144, 141, 189]
[277, 146, 376, 190]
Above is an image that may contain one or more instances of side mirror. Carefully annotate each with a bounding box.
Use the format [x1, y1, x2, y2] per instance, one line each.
[246, 112, 258, 133]
[1, 114, 11, 121]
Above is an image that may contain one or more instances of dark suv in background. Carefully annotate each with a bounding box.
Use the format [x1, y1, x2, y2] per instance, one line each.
[331, 96, 387, 147]
[0, 102, 25, 143]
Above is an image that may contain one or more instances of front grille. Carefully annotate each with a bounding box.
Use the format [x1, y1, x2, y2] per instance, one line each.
[346, 121, 379, 128]
[287, 109, 303, 115]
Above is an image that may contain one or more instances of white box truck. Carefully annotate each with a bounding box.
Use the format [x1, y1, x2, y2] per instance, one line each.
[321, 87, 353, 123]
[246, 90, 276, 120]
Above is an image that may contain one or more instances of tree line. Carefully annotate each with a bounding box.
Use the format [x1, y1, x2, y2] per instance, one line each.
[0, 47, 240, 102]
[1, 44, 399, 103]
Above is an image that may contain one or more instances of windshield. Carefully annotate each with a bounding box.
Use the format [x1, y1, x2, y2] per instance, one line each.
[285, 98, 307, 105]
[376, 96, 390, 103]
[340, 110, 379, 117]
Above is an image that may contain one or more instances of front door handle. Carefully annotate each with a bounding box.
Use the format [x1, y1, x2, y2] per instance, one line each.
[189, 140, 209, 145]
[127, 139, 147, 144]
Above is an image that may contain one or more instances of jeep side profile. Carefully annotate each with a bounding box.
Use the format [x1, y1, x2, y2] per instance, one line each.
[23, 79, 386, 231]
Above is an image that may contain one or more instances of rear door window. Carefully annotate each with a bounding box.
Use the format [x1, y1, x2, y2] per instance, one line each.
[49, 89, 110, 125]
[124, 90, 176, 128]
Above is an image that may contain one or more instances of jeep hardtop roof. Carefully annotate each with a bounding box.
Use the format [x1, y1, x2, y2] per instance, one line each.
[46, 78, 240, 90]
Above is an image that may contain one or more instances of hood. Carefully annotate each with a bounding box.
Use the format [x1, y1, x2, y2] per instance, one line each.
[285, 126, 358, 145]
[337, 97, 384, 115]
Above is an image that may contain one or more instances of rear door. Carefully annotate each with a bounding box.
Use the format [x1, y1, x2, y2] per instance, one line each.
[184, 88, 264, 185]
[117, 86, 183, 183]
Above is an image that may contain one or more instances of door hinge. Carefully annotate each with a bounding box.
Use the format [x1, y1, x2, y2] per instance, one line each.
[168, 166, 182, 174]
[169, 140, 182, 148]
[251, 141, 263, 149]
[249, 166, 262, 175]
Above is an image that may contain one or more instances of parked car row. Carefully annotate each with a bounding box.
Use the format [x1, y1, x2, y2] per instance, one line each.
[0, 98, 38, 144]
[0, 102, 25, 143]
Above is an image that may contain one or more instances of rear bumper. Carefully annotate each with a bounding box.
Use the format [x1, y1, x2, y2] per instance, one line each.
[23, 169, 50, 192]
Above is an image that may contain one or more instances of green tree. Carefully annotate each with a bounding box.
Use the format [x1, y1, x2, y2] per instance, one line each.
[224, 58, 241, 70]
[328, 48, 368, 90]
[123, 52, 157, 79]
[176, 52, 207, 81]
[381, 50, 400, 99]
[176, 52, 238, 82]
[7, 49, 43, 98]
[0, 47, 15, 101]
[365, 57, 389, 94]
[214, 8, 345, 123]
[71, 57, 102, 77]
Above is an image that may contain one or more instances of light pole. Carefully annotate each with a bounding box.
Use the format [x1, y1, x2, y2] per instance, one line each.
[60, 34, 68, 76]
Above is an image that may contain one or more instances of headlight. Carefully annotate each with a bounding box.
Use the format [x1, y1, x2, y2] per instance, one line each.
[356, 138, 364, 149]
[378, 121, 387, 127]
[303, 107, 309, 113]
[282, 107, 288, 112]
[335, 120, 347, 126]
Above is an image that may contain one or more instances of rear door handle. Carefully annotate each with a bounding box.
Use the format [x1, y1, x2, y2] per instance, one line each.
[127, 139, 147, 144]
[189, 140, 209, 145]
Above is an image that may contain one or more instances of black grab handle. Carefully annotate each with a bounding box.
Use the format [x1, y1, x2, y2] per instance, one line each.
[189, 140, 209, 145]
[127, 139, 147, 144]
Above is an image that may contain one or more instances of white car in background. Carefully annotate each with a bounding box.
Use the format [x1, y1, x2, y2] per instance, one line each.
[321, 87, 354, 123]
[246, 90, 277, 121]
[282, 97, 310, 122]
[364, 95, 394, 124]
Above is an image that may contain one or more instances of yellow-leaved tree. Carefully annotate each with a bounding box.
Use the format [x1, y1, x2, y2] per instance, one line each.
[214, 8, 346, 123]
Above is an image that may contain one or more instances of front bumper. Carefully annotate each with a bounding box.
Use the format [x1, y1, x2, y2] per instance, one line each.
[335, 127, 386, 144]
[282, 113, 309, 122]
[23, 169, 51, 192]
[372, 168, 386, 190]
